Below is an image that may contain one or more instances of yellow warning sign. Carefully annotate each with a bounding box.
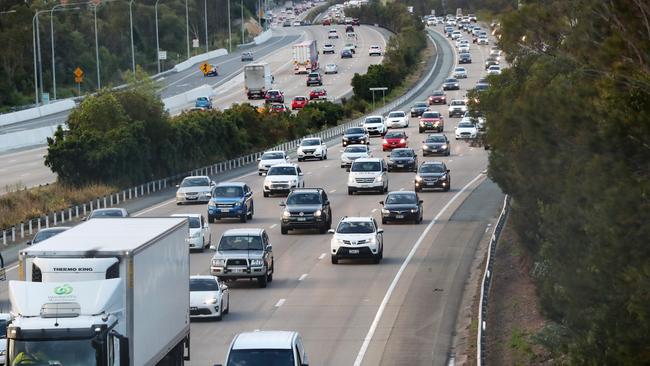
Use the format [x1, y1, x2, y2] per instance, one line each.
[200, 63, 212, 74]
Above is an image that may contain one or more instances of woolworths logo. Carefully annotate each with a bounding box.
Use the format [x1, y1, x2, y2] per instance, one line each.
[54, 284, 73, 295]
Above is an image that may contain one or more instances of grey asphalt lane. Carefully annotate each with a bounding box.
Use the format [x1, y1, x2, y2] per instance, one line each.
[0, 23, 504, 366]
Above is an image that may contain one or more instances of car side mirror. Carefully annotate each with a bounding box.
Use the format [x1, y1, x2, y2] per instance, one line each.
[279, 201, 286, 207]
[257, 157, 261, 161]
[419, 200, 424, 204]
[82, 216, 88, 221]
[246, 191, 253, 197]
[447, 169, 450, 173]
[206, 193, 212, 198]
[220, 284, 228, 291]
[327, 229, 335, 234]
[26, 240, 32, 245]
[299, 172, 304, 176]
[379, 201, 384, 205]
[377, 228, 384, 234]
[346, 167, 351, 172]
[175, 184, 180, 188]
[210, 245, 217, 250]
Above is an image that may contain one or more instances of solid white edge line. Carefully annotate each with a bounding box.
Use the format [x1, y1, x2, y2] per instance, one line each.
[352, 172, 484, 366]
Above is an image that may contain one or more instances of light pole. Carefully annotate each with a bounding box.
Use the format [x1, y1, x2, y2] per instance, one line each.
[32, 9, 49, 105]
[185, 0, 190, 57]
[204, 0, 208, 53]
[240, 0, 244, 44]
[227, 0, 232, 51]
[129, 0, 135, 73]
[50, 4, 82, 100]
[92, 3, 101, 88]
[154, 0, 161, 73]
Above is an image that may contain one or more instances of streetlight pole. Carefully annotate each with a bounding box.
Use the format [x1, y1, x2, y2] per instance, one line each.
[155, 0, 161, 73]
[185, 0, 190, 58]
[129, 0, 135, 73]
[33, 17, 39, 105]
[32, 10, 48, 105]
[204, 0, 208, 53]
[227, 0, 232, 52]
[241, 0, 244, 44]
[50, 4, 82, 101]
[92, 3, 101, 88]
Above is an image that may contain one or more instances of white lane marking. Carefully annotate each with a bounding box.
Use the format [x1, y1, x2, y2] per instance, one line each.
[485, 223, 492, 233]
[275, 298, 286, 307]
[270, 224, 278, 229]
[353, 172, 485, 366]
[371, 208, 377, 213]
[324, 165, 329, 168]
[306, 172, 313, 175]
[134, 169, 259, 217]
[318, 253, 326, 260]
[329, 189, 336, 193]
[399, 187, 405, 191]
[298, 273, 308, 281]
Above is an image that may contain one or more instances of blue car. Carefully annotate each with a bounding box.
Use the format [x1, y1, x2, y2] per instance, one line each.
[195, 96, 213, 109]
[208, 182, 254, 223]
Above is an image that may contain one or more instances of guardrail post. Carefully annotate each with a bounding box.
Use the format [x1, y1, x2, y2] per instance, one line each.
[37, 218, 41, 232]
[96, 198, 101, 209]
[28, 220, 33, 235]
[12, 227, 16, 242]
[2, 230, 6, 246]
[75, 206, 79, 218]
[129, 188, 132, 200]
[45, 215, 49, 228]
[53, 212, 57, 226]
[60, 210, 65, 224]
[141, 185, 144, 196]
[103, 197, 107, 208]
[83, 203, 87, 216]
[90, 200, 93, 211]
[147, 183, 151, 195]
[68, 208, 72, 221]
[20, 223, 24, 238]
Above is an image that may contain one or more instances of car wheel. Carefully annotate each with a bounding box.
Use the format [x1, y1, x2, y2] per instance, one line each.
[223, 297, 229, 314]
[384, 184, 388, 193]
[263, 191, 269, 197]
[445, 183, 451, 192]
[176, 202, 182, 205]
[348, 188, 354, 195]
[257, 274, 268, 288]
[248, 204, 254, 219]
[240, 213, 247, 223]
[208, 216, 215, 223]
[281, 226, 288, 235]
[258, 172, 263, 176]
[446, 150, 450, 156]
[373, 254, 381, 264]
[415, 186, 421, 192]
[331, 255, 339, 264]
[298, 158, 303, 162]
[319, 223, 327, 234]
[200, 239, 205, 252]
[382, 218, 387, 224]
[216, 303, 223, 321]
[267, 268, 273, 282]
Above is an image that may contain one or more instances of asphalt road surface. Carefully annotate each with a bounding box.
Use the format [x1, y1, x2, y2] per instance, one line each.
[0, 25, 506, 365]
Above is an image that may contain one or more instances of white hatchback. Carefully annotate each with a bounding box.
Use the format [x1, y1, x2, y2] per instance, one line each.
[172, 213, 211, 251]
[263, 163, 305, 197]
[189, 275, 229, 320]
[386, 110, 409, 128]
[257, 150, 289, 175]
[324, 63, 338, 74]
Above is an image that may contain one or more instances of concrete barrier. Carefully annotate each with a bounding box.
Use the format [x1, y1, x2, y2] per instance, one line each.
[0, 124, 61, 153]
[0, 100, 76, 127]
[254, 29, 273, 45]
[162, 84, 216, 113]
[172, 49, 229, 73]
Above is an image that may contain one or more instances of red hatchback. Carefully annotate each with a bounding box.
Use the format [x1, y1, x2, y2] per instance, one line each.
[382, 131, 408, 151]
[428, 90, 447, 105]
[419, 111, 444, 133]
[309, 88, 327, 100]
[291, 96, 308, 110]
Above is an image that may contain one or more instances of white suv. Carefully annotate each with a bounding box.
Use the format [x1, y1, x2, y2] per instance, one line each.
[386, 110, 409, 128]
[329, 216, 384, 264]
[362, 115, 387, 136]
[297, 137, 328, 161]
[222, 331, 309, 366]
[263, 163, 304, 197]
[347, 158, 388, 195]
[448, 99, 468, 117]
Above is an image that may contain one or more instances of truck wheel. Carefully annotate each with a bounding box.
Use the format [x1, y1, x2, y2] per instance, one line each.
[331, 255, 339, 264]
[258, 274, 268, 288]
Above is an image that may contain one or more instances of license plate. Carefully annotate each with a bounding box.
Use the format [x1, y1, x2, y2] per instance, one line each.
[397, 164, 404, 168]
[190, 307, 198, 311]
[230, 268, 245, 273]
[349, 249, 359, 254]
[297, 217, 307, 221]
[220, 208, 230, 212]
[396, 215, 404, 219]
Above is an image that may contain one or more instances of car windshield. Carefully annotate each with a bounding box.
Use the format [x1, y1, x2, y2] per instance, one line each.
[346, 128, 364, 134]
[218, 235, 263, 251]
[458, 122, 475, 128]
[197, 97, 208, 102]
[213, 186, 243, 198]
[301, 139, 320, 146]
[181, 177, 210, 187]
[454, 68, 465, 72]
[337, 221, 374, 233]
[386, 193, 417, 204]
[262, 152, 285, 160]
[0, 319, 6, 337]
[445, 78, 457, 83]
[420, 164, 446, 173]
[365, 117, 382, 124]
[287, 193, 321, 205]
[432, 91, 444, 96]
[268, 166, 296, 176]
[309, 73, 319, 77]
[327, 64, 336, 68]
[32, 228, 67, 243]
[185, 217, 201, 228]
[226, 349, 294, 366]
[89, 209, 123, 218]
[426, 135, 446, 143]
[385, 132, 404, 139]
[390, 150, 414, 158]
[345, 146, 367, 153]
[413, 103, 427, 108]
[190, 278, 218, 292]
[451, 101, 465, 106]
[351, 161, 381, 172]
[388, 112, 405, 118]
[294, 97, 305, 101]
[422, 112, 440, 118]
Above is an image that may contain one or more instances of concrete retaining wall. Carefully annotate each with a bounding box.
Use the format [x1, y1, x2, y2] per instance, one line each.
[172, 49, 229, 73]
[162, 84, 216, 113]
[0, 100, 76, 127]
[254, 29, 273, 45]
[0, 125, 60, 152]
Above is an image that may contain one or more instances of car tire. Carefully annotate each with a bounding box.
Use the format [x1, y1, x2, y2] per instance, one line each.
[382, 218, 387, 224]
[298, 158, 304, 162]
[348, 188, 354, 195]
[445, 183, 451, 192]
[257, 275, 268, 288]
[223, 298, 229, 314]
[208, 216, 215, 223]
[264, 191, 269, 197]
[419, 128, 424, 133]
[331, 255, 339, 264]
[216, 304, 223, 321]
[240, 213, 247, 223]
[176, 202, 182, 205]
[267, 269, 273, 283]
[384, 184, 388, 193]
[248, 206, 253, 219]
[446, 150, 450, 156]
[373, 254, 381, 264]
[281, 226, 288, 235]
[415, 186, 421, 192]
[319, 223, 327, 234]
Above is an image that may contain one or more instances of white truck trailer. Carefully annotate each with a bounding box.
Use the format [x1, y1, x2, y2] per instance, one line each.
[7, 217, 191, 366]
[244, 62, 273, 99]
[292, 40, 319, 74]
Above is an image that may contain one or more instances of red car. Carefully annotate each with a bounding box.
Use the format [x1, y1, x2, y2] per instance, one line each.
[309, 88, 327, 100]
[265, 89, 284, 103]
[322, 18, 331, 26]
[428, 90, 447, 105]
[419, 111, 444, 133]
[382, 131, 408, 151]
[269, 103, 288, 112]
[352, 18, 360, 26]
[291, 96, 308, 110]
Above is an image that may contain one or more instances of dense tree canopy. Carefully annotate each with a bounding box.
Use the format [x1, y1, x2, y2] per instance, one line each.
[477, 0, 650, 363]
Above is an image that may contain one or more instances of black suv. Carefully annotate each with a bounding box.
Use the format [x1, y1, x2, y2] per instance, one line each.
[279, 188, 332, 234]
[342, 127, 369, 146]
[306, 72, 323, 86]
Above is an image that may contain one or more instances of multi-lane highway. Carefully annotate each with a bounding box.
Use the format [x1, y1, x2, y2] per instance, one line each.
[0, 23, 388, 191]
[0, 24, 505, 365]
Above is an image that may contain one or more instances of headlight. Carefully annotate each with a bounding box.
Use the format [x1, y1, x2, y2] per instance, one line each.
[191, 231, 201, 238]
[343, 137, 349, 140]
[400, 139, 406, 144]
[282, 210, 291, 218]
[411, 208, 418, 213]
[368, 236, 377, 244]
[415, 176, 423, 182]
[440, 174, 447, 180]
[290, 179, 298, 186]
[233, 201, 242, 207]
[176, 192, 185, 198]
[422, 144, 428, 149]
[348, 175, 355, 184]
[382, 139, 388, 144]
[314, 209, 322, 217]
[441, 144, 448, 149]
[204, 297, 218, 305]
[250, 259, 264, 266]
[208, 200, 217, 207]
[381, 208, 389, 214]
[212, 259, 226, 266]
[376, 175, 383, 182]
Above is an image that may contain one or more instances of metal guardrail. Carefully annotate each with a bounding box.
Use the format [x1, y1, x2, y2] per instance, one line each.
[476, 195, 511, 365]
[0, 25, 448, 247]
